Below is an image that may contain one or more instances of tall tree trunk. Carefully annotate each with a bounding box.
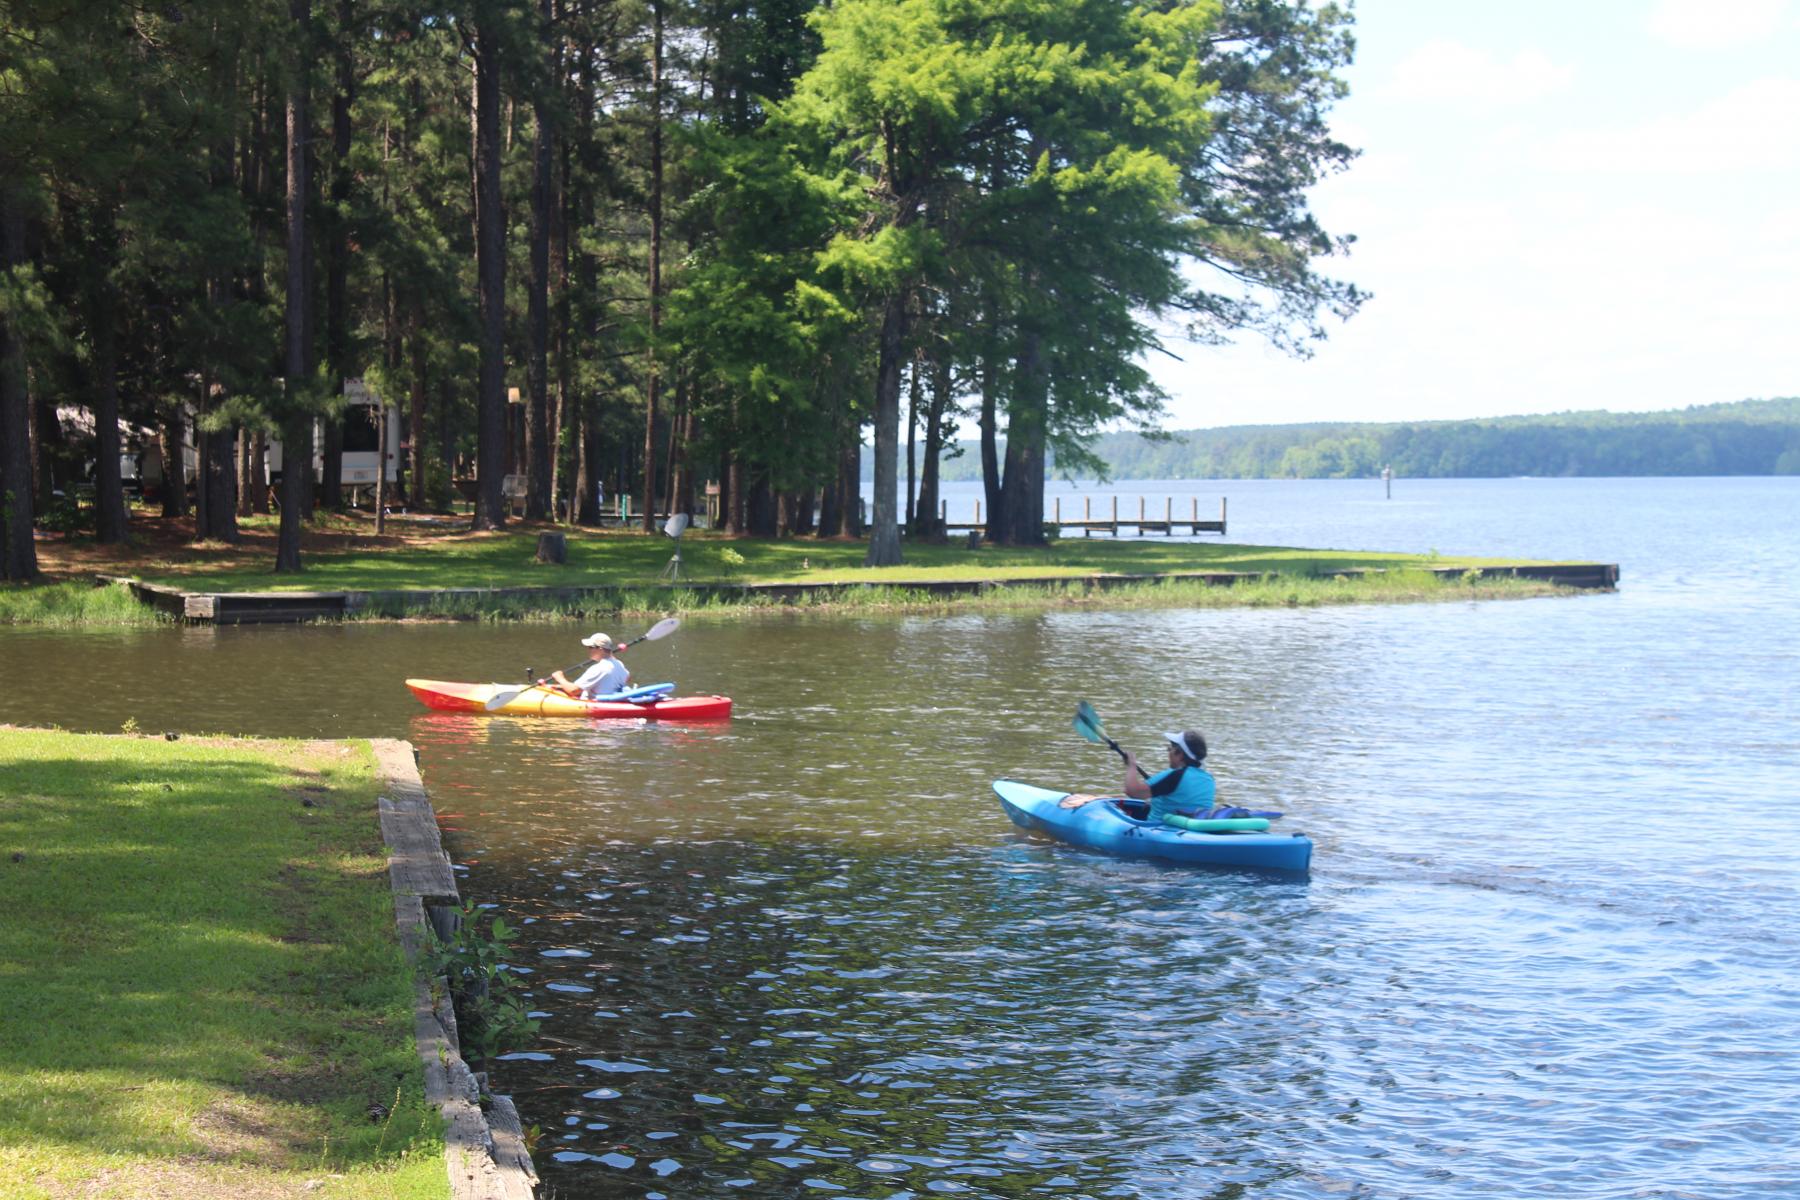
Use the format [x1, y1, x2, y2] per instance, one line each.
[32, 388, 63, 516]
[668, 376, 694, 517]
[640, 0, 665, 533]
[550, 106, 570, 521]
[915, 351, 950, 539]
[524, 0, 556, 520]
[159, 411, 188, 518]
[408, 323, 426, 509]
[375, 395, 387, 534]
[300, 66, 319, 524]
[575, 402, 602, 524]
[249, 431, 270, 513]
[198, 236, 238, 541]
[904, 352, 918, 531]
[0, 183, 35, 580]
[319, 0, 356, 511]
[727, 453, 745, 534]
[838, 420, 861, 536]
[748, 473, 774, 536]
[863, 291, 906, 566]
[238, 430, 253, 517]
[237, 430, 251, 517]
[997, 328, 1048, 546]
[471, 9, 508, 530]
[86, 206, 130, 544]
[978, 296, 1003, 545]
[193, 382, 209, 537]
[201, 420, 240, 541]
[276, 0, 313, 573]
[438, 374, 455, 495]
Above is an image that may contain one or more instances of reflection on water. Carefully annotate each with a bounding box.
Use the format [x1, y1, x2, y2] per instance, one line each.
[3, 478, 1798, 1198]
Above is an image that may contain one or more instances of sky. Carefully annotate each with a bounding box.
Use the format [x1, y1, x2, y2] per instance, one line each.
[1146, 0, 1800, 431]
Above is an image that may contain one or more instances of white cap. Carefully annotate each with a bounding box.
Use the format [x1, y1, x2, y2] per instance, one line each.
[1163, 730, 1207, 763]
[580, 632, 616, 650]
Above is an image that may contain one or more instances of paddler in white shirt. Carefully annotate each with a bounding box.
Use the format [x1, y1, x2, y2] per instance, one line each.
[548, 631, 631, 699]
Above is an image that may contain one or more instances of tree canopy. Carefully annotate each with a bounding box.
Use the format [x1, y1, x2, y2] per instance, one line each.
[0, 0, 1362, 579]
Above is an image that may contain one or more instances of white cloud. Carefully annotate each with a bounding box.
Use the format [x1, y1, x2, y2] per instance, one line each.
[1384, 39, 1573, 105]
[1538, 78, 1800, 174]
[1648, 0, 1791, 49]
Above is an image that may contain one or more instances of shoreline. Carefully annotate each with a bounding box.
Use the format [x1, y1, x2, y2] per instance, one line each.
[1, 562, 1619, 627]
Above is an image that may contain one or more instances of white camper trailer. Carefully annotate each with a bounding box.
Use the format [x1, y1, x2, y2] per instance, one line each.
[267, 380, 401, 504]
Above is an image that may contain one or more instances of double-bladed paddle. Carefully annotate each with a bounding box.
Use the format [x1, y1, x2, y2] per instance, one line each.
[1073, 699, 1149, 779]
[483, 617, 681, 711]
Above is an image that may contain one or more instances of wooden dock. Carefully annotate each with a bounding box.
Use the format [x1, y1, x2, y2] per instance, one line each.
[928, 494, 1226, 538]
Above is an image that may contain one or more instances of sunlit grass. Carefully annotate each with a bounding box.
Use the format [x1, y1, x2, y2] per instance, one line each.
[0, 580, 172, 627]
[0, 729, 446, 1200]
[9, 524, 1588, 625]
[140, 526, 1535, 593]
[349, 567, 1571, 621]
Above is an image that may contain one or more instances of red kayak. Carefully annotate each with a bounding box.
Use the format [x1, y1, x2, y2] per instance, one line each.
[406, 679, 733, 720]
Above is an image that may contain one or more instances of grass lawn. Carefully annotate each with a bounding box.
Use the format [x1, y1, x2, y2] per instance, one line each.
[131, 522, 1536, 593]
[5, 511, 1590, 624]
[0, 727, 446, 1200]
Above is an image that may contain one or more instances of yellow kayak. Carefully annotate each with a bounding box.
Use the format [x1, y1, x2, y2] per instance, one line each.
[405, 679, 732, 720]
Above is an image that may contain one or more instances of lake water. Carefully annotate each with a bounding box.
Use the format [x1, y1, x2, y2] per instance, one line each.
[3, 476, 1796, 1198]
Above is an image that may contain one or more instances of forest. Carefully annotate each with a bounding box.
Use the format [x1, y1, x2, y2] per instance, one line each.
[0, 0, 1362, 580]
[923, 397, 1800, 481]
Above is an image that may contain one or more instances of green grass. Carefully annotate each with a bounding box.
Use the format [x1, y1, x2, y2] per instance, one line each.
[0, 580, 172, 627]
[139, 525, 1541, 593]
[0, 728, 446, 1200]
[352, 567, 1572, 621]
[5, 525, 1589, 625]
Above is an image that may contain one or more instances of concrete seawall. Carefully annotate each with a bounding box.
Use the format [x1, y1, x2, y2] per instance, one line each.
[371, 738, 539, 1200]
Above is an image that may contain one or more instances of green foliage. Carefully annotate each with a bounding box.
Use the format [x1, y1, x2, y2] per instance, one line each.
[716, 545, 748, 578]
[419, 903, 541, 1068]
[33, 494, 90, 535]
[6, 0, 1364, 563]
[0, 579, 170, 627]
[929, 397, 1800, 480]
[421, 458, 456, 513]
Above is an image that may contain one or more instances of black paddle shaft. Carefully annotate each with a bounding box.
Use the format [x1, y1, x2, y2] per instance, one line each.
[1110, 738, 1150, 780]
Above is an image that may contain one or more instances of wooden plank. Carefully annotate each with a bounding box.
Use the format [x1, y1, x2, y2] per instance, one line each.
[372, 738, 459, 905]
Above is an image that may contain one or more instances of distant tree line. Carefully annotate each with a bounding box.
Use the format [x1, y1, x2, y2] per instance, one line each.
[920, 398, 1800, 482]
[0, 0, 1366, 581]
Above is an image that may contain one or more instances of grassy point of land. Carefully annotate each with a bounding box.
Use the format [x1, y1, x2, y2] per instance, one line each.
[6, 509, 1587, 625]
[0, 727, 446, 1200]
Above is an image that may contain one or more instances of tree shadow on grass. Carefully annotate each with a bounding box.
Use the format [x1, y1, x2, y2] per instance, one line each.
[0, 746, 416, 1165]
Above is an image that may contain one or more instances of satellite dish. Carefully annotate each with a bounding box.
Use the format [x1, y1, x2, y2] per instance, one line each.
[660, 512, 690, 581]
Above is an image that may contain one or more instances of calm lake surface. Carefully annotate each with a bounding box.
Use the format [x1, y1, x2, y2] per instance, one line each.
[4, 476, 1798, 1198]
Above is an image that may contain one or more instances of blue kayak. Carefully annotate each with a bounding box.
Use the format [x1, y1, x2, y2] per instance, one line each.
[993, 780, 1313, 873]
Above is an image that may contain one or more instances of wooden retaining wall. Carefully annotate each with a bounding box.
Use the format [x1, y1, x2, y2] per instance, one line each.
[101, 561, 1621, 625]
[371, 738, 538, 1200]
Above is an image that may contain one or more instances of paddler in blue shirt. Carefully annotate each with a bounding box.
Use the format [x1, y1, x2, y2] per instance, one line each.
[1121, 730, 1216, 822]
[548, 631, 631, 699]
